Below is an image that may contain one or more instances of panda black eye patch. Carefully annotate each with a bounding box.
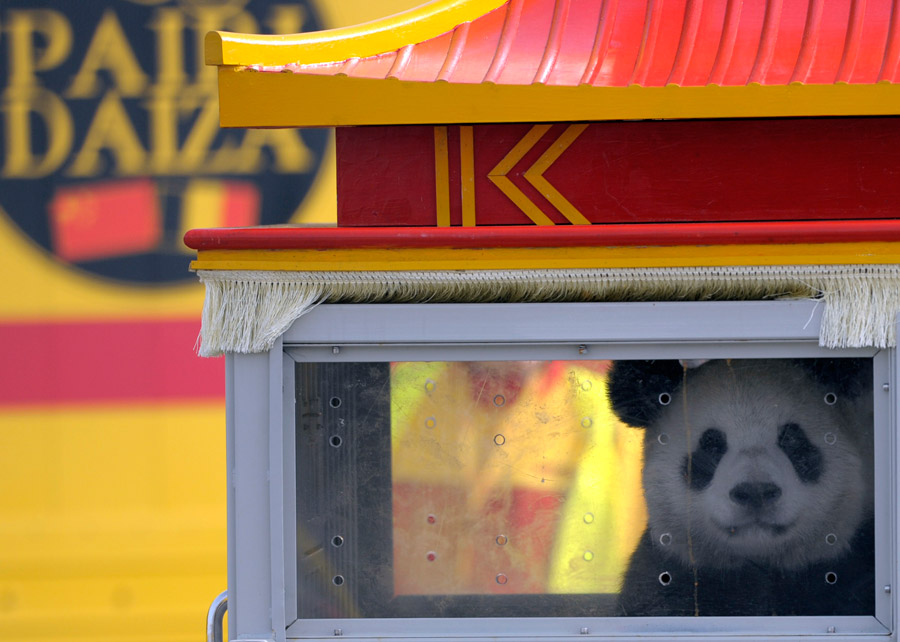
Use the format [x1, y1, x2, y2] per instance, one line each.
[681, 428, 728, 490]
[777, 422, 822, 483]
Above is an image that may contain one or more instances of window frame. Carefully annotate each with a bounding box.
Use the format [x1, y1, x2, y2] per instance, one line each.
[225, 301, 896, 642]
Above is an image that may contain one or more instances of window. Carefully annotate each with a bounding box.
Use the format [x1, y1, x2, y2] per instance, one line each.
[294, 356, 874, 620]
[229, 301, 893, 640]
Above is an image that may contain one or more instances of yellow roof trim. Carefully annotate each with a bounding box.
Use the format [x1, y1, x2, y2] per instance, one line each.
[204, 0, 507, 66]
[191, 243, 900, 272]
[215, 68, 900, 127]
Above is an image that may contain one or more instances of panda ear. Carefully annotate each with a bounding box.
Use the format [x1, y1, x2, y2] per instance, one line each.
[607, 360, 685, 428]
[799, 358, 871, 400]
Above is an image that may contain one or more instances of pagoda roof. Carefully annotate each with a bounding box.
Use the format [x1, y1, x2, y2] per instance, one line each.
[205, 0, 900, 127]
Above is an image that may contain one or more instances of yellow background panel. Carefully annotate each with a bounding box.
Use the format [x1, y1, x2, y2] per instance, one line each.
[0, 402, 226, 641]
[0, 3, 424, 641]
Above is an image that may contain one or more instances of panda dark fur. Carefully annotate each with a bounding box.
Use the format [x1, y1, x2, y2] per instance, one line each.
[608, 358, 874, 616]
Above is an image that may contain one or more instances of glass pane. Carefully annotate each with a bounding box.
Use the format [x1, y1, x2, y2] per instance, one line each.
[295, 358, 874, 618]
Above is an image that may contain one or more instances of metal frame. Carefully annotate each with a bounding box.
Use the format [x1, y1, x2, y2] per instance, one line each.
[225, 301, 897, 642]
[207, 591, 228, 642]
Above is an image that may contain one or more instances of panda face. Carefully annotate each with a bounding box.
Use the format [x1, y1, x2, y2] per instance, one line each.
[640, 360, 871, 571]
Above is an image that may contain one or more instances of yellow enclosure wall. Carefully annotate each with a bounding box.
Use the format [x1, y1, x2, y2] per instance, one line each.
[0, 1, 420, 640]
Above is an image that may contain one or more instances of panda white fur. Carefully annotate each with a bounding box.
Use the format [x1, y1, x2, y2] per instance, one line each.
[608, 358, 874, 616]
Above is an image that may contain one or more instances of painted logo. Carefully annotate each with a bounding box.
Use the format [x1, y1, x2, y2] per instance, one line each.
[0, 0, 327, 283]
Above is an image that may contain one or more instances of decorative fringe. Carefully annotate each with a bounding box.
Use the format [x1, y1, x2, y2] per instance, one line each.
[196, 265, 900, 356]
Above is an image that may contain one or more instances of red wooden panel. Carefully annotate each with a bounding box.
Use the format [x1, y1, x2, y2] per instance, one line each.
[471, 123, 568, 225]
[185, 220, 900, 251]
[446, 125, 465, 226]
[336, 118, 900, 227]
[547, 118, 900, 223]
[337, 126, 440, 226]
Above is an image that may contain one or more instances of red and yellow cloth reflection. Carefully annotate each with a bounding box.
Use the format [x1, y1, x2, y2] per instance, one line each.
[391, 361, 646, 596]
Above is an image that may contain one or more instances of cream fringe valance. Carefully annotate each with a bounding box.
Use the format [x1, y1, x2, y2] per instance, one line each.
[195, 265, 900, 356]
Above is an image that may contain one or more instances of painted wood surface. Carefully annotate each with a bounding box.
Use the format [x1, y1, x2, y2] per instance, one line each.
[207, 0, 900, 127]
[336, 118, 900, 227]
[239, 0, 900, 86]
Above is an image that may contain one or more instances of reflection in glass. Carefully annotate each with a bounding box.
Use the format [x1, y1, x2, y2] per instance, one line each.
[391, 361, 645, 599]
[295, 358, 874, 619]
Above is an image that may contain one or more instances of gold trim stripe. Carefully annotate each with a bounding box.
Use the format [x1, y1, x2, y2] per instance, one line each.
[434, 126, 451, 227]
[487, 124, 554, 225]
[524, 123, 590, 225]
[192, 242, 900, 272]
[216, 72, 900, 128]
[460, 125, 476, 226]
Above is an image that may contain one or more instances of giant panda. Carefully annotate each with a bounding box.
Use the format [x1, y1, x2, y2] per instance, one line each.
[607, 358, 875, 617]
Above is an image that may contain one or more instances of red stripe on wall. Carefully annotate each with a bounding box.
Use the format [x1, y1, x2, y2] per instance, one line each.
[0, 319, 224, 406]
[223, 181, 261, 228]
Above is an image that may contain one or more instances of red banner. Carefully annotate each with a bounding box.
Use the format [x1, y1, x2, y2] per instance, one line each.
[338, 118, 900, 227]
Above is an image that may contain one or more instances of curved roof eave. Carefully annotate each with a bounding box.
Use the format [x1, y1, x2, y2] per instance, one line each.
[205, 0, 507, 66]
[206, 0, 900, 127]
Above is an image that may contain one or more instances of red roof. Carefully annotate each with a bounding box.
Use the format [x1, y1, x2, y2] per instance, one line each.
[267, 0, 900, 86]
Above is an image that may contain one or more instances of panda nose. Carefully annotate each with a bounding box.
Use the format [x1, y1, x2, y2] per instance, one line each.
[729, 482, 782, 509]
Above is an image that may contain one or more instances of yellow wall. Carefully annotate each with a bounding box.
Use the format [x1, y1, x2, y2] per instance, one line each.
[0, 2, 421, 641]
